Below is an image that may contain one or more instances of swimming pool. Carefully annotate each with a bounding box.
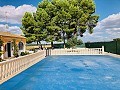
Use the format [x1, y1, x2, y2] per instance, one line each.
[0, 55, 120, 90]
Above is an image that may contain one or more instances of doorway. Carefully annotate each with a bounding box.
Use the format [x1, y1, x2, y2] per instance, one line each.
[7, 43, 11, 57]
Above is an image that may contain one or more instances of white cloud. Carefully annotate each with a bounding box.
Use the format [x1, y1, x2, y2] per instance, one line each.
[96, 12, 120, 31]
[82, 12, 120, 42]
[0, 4, 36, 24]
[0, 4, 36, 35]
[0, 24, 22, 35]
[0, 24, 7, 31]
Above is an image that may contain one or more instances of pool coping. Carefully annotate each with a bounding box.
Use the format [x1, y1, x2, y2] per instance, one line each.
[105, 52, 120, 58]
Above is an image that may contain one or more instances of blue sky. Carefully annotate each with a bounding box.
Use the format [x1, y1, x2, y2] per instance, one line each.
[95, 0, 120, 20]
[0, 0, 120, 42]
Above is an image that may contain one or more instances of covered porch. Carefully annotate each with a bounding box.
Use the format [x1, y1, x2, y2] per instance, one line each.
[0, 31, 26, 59]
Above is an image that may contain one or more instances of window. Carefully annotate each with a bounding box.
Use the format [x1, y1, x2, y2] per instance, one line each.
[18, 42, 24, 50]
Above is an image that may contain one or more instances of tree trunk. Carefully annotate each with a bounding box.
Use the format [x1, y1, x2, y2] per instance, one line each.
[39, 41, 43, 50]
[37, 41, 38, 45]
[74, 26, 77, 35]
[63, 31, 65, 49]
[51, 41, 53, 49]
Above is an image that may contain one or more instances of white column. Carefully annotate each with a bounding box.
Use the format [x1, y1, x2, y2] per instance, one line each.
[24, 43, 26, 52]
[11, 43, 14, 57]
[102, 46, 104, 54]
[1, 46, 4, 59]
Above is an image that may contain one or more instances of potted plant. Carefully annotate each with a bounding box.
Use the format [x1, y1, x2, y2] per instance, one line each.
[0, 39, 3, 61]
[13, 39, 19, 57]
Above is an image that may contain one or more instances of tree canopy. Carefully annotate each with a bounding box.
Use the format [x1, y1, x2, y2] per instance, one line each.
[22, 0, 99, 47]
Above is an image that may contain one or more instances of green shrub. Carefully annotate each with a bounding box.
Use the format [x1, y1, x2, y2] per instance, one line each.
[20, 52, 25, 56]
[20, 51, 29, 56]
[66, 36, 83, 48]
[0, 39, 3, 61]
[66, 36, 77, 48]
[13, 39, 19, 57]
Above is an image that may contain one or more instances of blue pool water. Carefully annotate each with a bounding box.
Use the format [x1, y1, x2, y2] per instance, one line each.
[0, 55, 120, 90]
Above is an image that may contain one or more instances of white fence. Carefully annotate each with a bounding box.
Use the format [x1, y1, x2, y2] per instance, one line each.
[51, 46, 104, 55]
[0, 50, 45, 84]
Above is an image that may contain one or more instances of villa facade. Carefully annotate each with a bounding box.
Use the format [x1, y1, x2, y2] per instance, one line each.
[0, 31, 26, 59]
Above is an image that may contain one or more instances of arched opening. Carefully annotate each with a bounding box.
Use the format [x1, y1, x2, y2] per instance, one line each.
[18, 42, 24, 50]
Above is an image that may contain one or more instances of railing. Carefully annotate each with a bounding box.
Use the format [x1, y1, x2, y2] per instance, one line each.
[0, 50, 45, 84]
[51, 46, 104, 55]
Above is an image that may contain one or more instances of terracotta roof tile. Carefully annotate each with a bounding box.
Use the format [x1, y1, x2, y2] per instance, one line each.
[0, 31, 26, 39]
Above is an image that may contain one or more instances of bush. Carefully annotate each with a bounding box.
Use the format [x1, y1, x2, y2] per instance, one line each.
[0, 39, 3, 61]
[13, 39, 19, 57]
[14, 52, 19, 57]
[30, 48, 37, 53]
[20, 52, 25, 56]
[20, 51, 29, 56]
[66, 36, 77, 48]
[77, 39, 83, 45]
[66, 36, 83, 48]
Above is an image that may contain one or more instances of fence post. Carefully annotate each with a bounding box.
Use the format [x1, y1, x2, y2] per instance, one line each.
[102, 46, 104, 54]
